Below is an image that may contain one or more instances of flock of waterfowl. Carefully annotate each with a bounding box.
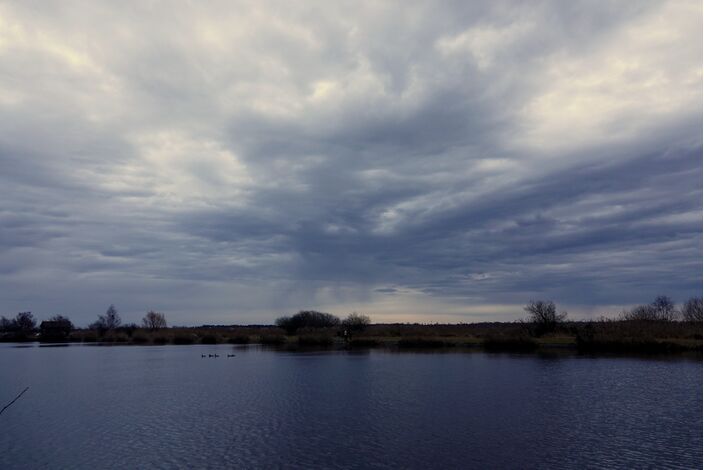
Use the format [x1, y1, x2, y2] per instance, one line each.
[201, 354, 236, 358]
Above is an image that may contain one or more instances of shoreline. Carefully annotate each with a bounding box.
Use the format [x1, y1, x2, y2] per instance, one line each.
[4, 320, 701, 357]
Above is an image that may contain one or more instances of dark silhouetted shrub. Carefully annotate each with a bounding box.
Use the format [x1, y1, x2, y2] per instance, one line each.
[276, 311, 340, 334]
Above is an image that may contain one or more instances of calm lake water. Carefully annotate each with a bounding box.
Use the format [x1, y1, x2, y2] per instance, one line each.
[0, 343, 701, 469]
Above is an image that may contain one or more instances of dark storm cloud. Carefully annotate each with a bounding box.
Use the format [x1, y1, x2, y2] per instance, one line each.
[0, 0, 700, 324]
[177, 141, 700, 303]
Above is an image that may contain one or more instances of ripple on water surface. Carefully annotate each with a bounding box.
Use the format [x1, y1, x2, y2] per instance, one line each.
[0, 345, 700, 469]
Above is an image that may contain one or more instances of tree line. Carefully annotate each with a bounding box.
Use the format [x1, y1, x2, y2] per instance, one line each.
[523, 295, 702, 336]
[0, 306, 372, 339]
[0, 295, 699, 341]
[0, 305, 168, 340]
[275, 311, 371, 335]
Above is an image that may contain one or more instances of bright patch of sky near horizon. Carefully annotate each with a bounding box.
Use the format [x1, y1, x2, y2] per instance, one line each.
[0, 1, 701, 326]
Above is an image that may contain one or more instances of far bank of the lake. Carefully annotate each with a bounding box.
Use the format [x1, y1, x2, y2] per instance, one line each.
[4, 320, 701, 356]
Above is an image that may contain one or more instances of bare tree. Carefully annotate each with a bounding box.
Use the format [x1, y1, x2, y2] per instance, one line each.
[104, 305, 121, 329]
[91, 305, 121, 332]
[142, 311, 167, 330]
[0, 316, 13, 333]
[681, 297, 702, 322]
[621, 296, 677, 321]
[651, 295, 676, 321]
[0, 313, 34, 338]
[621, 305, 658, 321]
[524, 300, 566, 335]
[341, 313, 371, 333]
[14, 312, 36, 334]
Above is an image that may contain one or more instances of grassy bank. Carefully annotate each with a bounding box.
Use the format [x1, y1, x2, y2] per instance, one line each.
[6, 320, 699, 356]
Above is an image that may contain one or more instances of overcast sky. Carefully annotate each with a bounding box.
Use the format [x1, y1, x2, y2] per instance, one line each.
[0, 1, 701, 326]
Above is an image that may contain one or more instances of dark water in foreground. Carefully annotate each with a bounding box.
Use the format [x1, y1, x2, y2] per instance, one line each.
[0, 344, 701, 469]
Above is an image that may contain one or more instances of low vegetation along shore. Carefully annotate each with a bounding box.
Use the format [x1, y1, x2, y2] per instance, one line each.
[1, 296, 701, 355]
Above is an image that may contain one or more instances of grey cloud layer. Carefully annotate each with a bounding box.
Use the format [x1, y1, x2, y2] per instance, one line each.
[0, 0, 700, 324]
